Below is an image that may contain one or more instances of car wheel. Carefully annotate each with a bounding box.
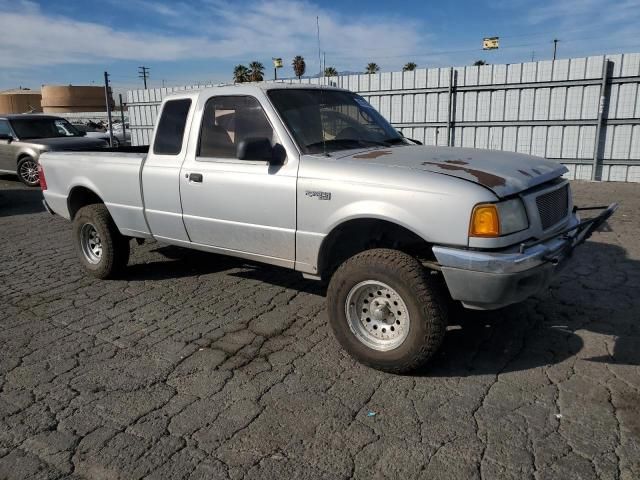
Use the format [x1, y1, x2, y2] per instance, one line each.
[72, 204, 130, 279]
[327, 248, 447, 373]
[112, 137, 120, 147]
[17, 156, 40, 187]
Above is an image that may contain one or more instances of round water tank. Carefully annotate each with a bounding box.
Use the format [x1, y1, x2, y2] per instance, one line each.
[41, 85, 114, 113]
[0, 89, 42, 114]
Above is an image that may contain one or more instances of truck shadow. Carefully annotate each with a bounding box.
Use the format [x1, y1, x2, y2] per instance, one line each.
[125, 240, 638, 375]
[422, 240, 640, 376]
[0, 176, 44, 218]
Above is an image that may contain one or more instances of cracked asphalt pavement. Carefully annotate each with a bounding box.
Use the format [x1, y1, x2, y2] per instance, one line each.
[0, 174, 639, 479]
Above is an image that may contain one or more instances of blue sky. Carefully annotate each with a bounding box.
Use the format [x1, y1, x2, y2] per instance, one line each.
[1, 0, 639, 92]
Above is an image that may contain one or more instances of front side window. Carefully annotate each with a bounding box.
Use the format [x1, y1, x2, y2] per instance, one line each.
[9, 117, 82, 140]
[0, 120, 11, 136]
[198, 95, 276, 159]
[153, 99, 192, 155]
[267, 89, 406, 154]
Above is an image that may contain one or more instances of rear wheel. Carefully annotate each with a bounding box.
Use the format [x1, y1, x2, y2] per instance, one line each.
[17, 156, 39, 187]
[72, 204, 130, 278]
[327, 248, 447, 373]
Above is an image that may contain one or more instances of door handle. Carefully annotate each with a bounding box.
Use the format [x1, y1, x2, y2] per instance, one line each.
[188, 173, 203, 183]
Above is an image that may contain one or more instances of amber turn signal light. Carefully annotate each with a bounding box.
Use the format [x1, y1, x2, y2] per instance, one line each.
[470, 204, 500, 237]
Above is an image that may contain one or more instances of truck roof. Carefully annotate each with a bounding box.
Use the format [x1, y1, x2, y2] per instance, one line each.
[164, 82, 347, 100]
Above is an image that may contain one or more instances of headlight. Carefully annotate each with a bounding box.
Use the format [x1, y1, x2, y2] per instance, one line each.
[470, 198, 528, 237]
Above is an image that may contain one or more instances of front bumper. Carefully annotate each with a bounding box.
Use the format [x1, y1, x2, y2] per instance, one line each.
[432, 203, 618, 310]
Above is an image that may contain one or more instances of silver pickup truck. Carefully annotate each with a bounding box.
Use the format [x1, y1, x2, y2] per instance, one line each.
[39, 84, 616, 372]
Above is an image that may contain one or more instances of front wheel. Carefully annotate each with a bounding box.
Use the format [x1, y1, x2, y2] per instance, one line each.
[17, 156, 39, 187]
[72, 204, 130, 279]
[327, 248, 447, 373]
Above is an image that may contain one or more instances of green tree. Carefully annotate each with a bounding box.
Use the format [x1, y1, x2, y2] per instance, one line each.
[365, 62, 380, 74]
[233, 64, 250, 83]
[324, 66, 338, 77]
[292, 55, 306, 79]
[403, 62, 417, 71]
[248, 61, 265, 82]
[473, 60, 488, 66]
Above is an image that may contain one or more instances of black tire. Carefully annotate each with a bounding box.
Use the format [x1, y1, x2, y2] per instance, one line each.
[72, 204, 130, 279]
[17, 156, 40, 187]
[327, 248, 447, 373]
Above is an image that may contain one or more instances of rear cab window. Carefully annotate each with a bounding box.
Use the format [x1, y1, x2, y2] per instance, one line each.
[153, 99, 192, 155]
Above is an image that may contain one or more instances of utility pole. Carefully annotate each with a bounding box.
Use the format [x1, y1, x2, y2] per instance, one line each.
[103, 71, 114, 147]
[118, 93, 127, 146]
[553, 39, 559, 61]
[138, 66, 150, 89]
[531, 51, 535, 62]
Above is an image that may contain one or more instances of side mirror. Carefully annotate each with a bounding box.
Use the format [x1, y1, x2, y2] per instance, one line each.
[0, 133, 13, 143]
[237, 137, 285, 165]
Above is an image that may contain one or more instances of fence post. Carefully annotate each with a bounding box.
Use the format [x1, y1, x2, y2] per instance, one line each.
[592, 59, 613, 181]
[118, 94, 126, 146]
[446, 67, 457, 146]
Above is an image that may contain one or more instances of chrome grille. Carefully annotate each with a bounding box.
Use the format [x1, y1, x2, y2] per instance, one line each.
[536, 184, 569, 230]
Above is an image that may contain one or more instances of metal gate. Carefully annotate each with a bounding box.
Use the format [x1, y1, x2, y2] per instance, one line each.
[127, 53, 640, 182]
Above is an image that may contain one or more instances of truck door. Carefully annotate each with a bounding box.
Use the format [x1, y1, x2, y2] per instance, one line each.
[141, 96, 194, 242]
[179, 94, 297, 267]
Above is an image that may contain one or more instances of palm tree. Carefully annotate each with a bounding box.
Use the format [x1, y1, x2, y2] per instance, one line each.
[233, 65, 250, 83]
[248, 61, 265, 82]
[473, 60, 488, 66]
[365, 63, 380, 74]
[292, 55, 306, 79]
[403, 62, 417, 72]
[324, 66, 338, 77]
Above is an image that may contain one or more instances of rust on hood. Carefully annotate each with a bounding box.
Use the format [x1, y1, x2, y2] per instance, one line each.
[353, 150, 393, 159]
[518, 169, 533, 178]
[421, 161, 506, 188]
[444, 159, 469, 165]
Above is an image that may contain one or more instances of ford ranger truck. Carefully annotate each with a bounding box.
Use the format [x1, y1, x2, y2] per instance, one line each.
[38, 84, 617, 373]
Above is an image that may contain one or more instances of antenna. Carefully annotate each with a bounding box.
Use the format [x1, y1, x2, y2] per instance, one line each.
[316, 16, 328, 156]
[316, 16, 323, 85]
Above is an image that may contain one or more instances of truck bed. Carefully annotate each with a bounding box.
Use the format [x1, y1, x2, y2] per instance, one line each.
[40, 151, 151, 238]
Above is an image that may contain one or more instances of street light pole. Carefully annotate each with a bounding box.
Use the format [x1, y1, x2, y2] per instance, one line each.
[553, 39, 559, 61]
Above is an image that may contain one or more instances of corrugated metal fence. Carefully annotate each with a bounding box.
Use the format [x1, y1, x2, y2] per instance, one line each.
[127, 53, 640, 182]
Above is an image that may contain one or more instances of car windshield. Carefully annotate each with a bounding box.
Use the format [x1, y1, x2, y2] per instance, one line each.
[267, 89, 406, 154]
[9, 118, 83, 139]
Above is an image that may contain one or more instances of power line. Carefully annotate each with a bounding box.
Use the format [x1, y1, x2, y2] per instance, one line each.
[138, 66, 150, 89]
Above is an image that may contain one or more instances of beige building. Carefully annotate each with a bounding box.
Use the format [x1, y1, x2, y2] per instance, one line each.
[40, 85, 114, 113]
[0, 88, 42, 114]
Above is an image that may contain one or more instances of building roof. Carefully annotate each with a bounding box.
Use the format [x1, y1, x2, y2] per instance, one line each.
[0, 89, 41, 95]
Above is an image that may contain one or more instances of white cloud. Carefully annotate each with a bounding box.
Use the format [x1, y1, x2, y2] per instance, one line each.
[0, 0, 429, 71]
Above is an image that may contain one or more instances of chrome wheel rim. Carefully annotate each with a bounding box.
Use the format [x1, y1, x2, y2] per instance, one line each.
[345, 280, 410, 351]
[80, 223, 102, 264]
[19, 160, 39, 184]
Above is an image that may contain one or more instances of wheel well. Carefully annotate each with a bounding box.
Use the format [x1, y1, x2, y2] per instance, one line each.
[317, 219, 434, 279]
[17, 153, 33, 163]
[68, 187, 104, 219]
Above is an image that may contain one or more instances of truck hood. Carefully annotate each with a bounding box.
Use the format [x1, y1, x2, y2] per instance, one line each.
[340, 145, 568, 198]
[27, 137, 108, 150]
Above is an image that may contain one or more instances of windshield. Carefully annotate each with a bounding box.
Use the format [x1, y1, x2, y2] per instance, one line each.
[267, 89, 406, 154]
[9, 118, 83, 139]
